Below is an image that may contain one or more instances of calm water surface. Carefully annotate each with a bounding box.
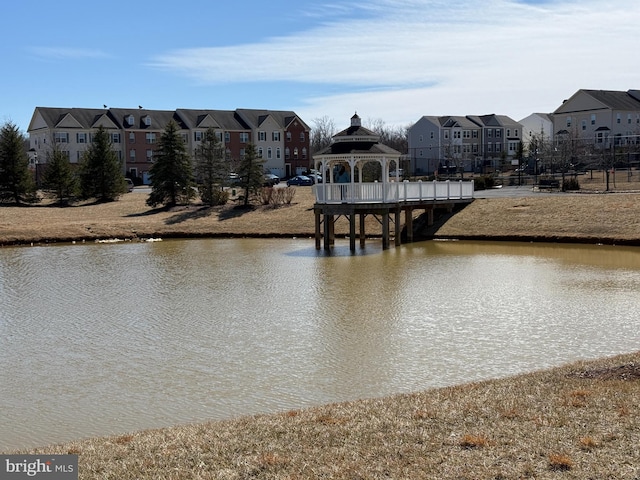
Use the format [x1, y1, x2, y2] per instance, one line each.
[1, 238, 640, 451]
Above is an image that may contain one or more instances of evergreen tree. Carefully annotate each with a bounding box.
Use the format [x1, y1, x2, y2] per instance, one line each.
[146, 120, 194, 207]
[0, 122, 37, 204]
[78, 126, 126, 202]
[42, 145, 78, 206]
[195, 127, 227, 206]
[236, 143, 264, 206]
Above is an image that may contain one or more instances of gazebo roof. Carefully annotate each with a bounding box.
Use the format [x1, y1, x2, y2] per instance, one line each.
[314, 113, 401, 157]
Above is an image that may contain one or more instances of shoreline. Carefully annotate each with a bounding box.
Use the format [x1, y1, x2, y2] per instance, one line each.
[10, 351, 640, 478]
[2, 186, 640, 247]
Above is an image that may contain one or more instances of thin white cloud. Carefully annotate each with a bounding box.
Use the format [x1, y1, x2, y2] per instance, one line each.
[148, 0, 640, 123]
[27, 47, 112, 61]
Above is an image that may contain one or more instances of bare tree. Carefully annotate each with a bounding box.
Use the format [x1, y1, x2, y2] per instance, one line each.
[310, 116, 336, 155]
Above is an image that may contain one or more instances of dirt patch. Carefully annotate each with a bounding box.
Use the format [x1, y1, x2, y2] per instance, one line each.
[569, 363, 640, 381]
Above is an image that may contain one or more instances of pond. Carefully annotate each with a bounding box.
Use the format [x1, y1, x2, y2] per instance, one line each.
[1, 238, 639, 451]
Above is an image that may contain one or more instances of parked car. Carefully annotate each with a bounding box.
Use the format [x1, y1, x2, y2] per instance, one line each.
[227, 173, 241, 185]
[263, 173, 280, 186]
[307, 173, 322, 184]
[286, 175, 314, 186]
[125, 178, 134, 192]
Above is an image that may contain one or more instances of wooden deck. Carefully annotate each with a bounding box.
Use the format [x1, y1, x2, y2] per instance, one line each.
[313, 180, 474, 251]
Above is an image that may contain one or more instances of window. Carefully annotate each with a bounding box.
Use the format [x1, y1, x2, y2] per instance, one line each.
[463, 130, 470, 139]
[181, 133, 188, 144]
[267, 147, 272, 159]
[591, 114, 596, 125]
[194, 131, 204, 142]
[145, 133, 156, 144]
[453, 131, 461, 139]
[514, 130, 518, 137]
[430, 132, 434, 139]
[444, 131, 449, 139]
[54, 132, 69, 143]
[506, 129, 511, 137]
[258, 147, 263, 158]
[617, 113, 621, 124]
[240, 148, 245, 159]
[495, 143, 501, 152]
[129, 132, 135, 143]
[299, 132, 305, 141]
[419, 135, 423, 142]
[286, 132, 291, 141]
[487, 129, 492, 138]
[111, 133, 121, 143]
[76, 133, 87, 143]
[240, 132, 249, 143]
[272, 131, 281, 141]
[130, 149, 136, 160]
[285, 147, 290, 159]
[216, 132, 223, 142]
[495, 129, 501, 137]
[472, 130, 478, 138]
[582, 120, 587, 130]
[628, 114, 632, 124]
[566, 117, 572, 128]
[144, 116, 151, 127]
[127, 115, 135, 126]
[225, 132, 230, 143]
[419, 150, 423, 157]
[259, 131, 266, 141]
[472, 144, 478, 153]
[487, 143, 493, 153]
[294, 147, 299, 159]
[302, 148, 307, 159]
[276, 147, 281, 159]
[146, 149, 154, 161]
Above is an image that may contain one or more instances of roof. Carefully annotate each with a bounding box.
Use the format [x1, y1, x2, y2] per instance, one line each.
[235, 109, 310, 131]
[314, 114, 401, 157]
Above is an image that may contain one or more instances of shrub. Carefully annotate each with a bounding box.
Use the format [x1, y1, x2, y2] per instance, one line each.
[563, 177, 580, 191]
[202, 189, 229, 206]
[284, 187, 296, 204]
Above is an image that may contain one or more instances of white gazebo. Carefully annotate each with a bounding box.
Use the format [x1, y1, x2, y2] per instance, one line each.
[312, 114, 474, 251]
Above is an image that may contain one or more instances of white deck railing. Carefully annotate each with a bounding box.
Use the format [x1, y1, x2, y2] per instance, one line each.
[314, 180, 474, 204]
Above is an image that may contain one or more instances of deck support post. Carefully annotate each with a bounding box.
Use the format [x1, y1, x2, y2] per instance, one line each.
[394, 208, 401, 247]
[382, 212, 390, 250]
[359, 214, 366, 248]
[315, 212, 321, 250]
[405, 207, 414, 243]
[349, 212, 356, 252]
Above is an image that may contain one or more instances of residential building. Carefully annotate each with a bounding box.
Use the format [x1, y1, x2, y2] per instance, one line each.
[27, 107, 310, 184]
[408, 114, 522, 175]
[551, 89, 640, 166]
[519, 113, 554, 146]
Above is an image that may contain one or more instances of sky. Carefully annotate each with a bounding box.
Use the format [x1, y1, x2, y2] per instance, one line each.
[2, 0, 639, 134]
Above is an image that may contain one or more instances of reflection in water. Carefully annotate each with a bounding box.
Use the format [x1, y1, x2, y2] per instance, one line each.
[1, 239, 639, 451]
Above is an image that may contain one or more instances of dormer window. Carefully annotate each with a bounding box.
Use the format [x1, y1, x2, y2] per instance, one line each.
[144, 116, 151, 127]
[127, 115, 135, 126]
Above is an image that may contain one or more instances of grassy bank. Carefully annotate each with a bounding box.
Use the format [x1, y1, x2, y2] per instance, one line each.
[2, 180, 640, 246]
[15, 352, 640, 479]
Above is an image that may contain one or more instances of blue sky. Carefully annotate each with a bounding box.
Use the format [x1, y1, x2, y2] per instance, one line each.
[2, 0, 639, 133]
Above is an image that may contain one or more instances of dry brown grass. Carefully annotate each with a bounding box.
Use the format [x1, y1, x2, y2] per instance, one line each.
[2, 180, 640, 246]
[14, 351, 640, 479]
